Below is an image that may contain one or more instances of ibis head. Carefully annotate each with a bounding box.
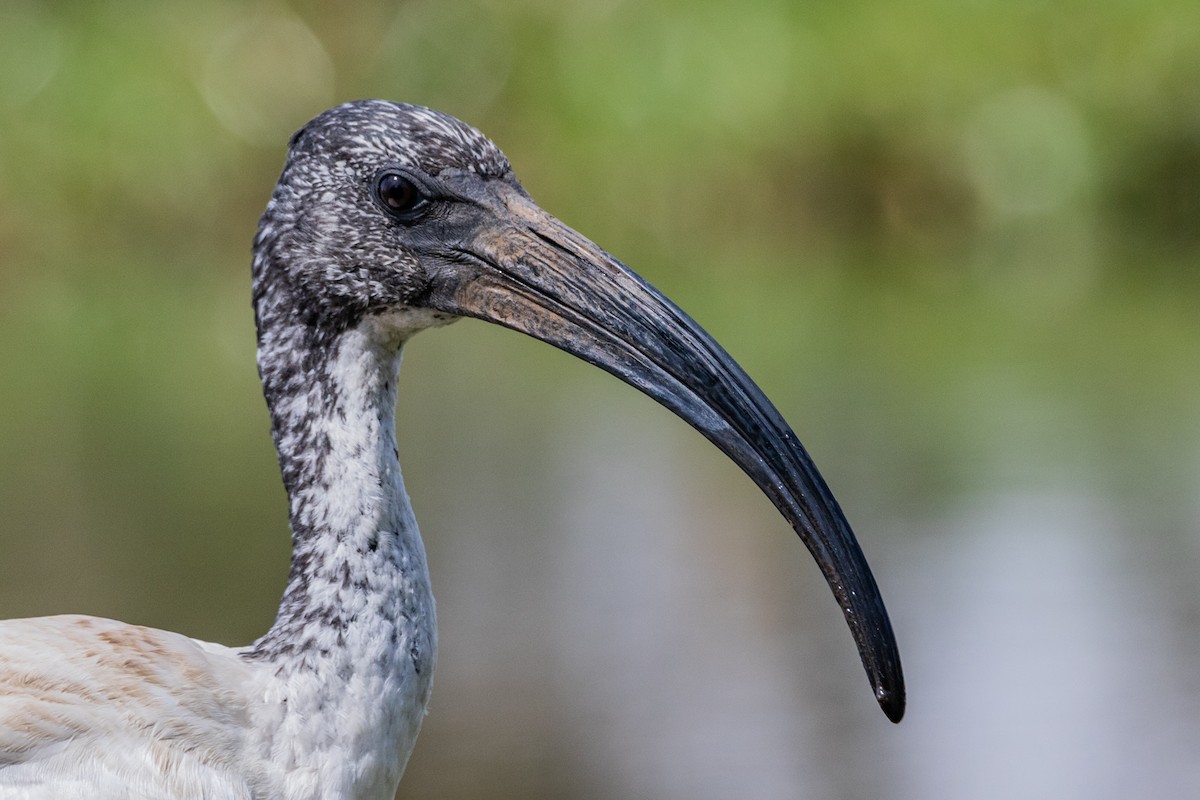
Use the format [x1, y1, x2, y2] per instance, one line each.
[254, 100, 905, 723]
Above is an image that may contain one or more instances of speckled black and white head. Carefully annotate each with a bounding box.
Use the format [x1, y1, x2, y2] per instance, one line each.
[252, 100, 515, 334]
[250, 100, 905, 723]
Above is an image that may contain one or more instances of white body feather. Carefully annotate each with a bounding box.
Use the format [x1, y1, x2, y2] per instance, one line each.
[0, 616, 257, 799]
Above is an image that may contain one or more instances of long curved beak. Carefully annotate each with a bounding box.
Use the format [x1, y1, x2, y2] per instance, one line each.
[420, 180, 905, 723]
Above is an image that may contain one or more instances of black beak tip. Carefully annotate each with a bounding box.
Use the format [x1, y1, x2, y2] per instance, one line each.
[878, 686, 905, 724]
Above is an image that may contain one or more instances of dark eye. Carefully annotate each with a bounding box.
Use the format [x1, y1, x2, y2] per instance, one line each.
[374, 170, 430, 221]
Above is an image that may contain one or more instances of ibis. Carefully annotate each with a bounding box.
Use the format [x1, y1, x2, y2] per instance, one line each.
[0, 101, 903, 799]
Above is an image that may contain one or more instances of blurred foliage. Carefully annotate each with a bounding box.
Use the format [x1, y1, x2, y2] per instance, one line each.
[0, 1, 1198, 796]
[1, 0, 1196, 638]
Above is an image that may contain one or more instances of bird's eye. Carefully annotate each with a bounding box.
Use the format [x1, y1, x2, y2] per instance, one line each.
[374, 171, 430, 221]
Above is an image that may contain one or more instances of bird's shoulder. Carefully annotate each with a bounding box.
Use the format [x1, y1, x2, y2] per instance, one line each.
[0, 615, 261, 799]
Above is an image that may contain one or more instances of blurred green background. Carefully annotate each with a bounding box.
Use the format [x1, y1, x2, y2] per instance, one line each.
[2, 1, 1199, 797]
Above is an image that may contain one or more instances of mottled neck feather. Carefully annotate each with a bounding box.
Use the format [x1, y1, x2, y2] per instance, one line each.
[240, 299, 438, 797]
[246, 310, 435, 676]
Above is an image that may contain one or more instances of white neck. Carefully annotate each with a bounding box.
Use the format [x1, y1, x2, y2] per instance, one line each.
[244, 312, 436, 799]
